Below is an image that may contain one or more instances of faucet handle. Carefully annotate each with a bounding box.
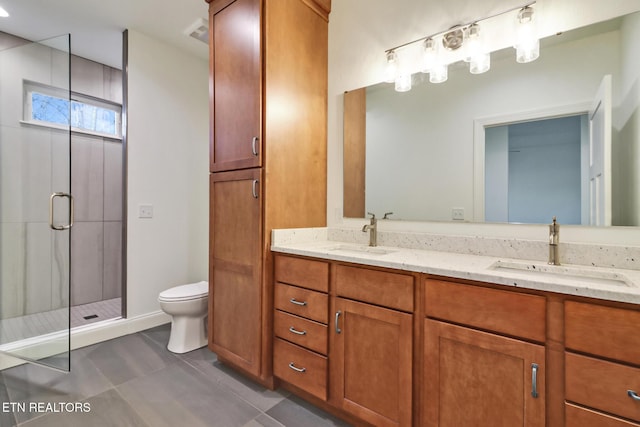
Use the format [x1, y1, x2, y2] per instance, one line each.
[383, 212, 394, 219]
[367, 212, 376, 219]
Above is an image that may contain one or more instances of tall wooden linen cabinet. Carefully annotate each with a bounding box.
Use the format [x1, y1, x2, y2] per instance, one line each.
[206, 0, 330, 385]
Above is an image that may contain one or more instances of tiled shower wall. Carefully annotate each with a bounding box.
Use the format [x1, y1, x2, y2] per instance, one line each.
[69, 55, 123, 306]
[0, 32, 123, 318]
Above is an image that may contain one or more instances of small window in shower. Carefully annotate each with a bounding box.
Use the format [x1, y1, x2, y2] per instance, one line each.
[22, 80, 122, 139]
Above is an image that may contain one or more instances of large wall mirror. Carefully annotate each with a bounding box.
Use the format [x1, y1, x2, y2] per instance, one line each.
[343, 10, 639, 227]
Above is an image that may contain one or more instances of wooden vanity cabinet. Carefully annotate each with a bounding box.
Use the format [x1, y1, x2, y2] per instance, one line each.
[207, 0, 330, 384]
[423, 279, 547, 427]
[565, 301, 640, 426]
[330, 265, 414, 427]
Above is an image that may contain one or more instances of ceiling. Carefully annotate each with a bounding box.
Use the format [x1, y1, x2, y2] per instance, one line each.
[0, 0, 209, 69]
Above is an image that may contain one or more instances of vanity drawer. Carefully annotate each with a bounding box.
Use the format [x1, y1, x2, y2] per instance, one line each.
[565, 301, 640, 365]
[566, 352, 640, 422]
[335, 265, 414, 312]
[424, 279, 546, 342]
[273, 338, 327, 401]
[274, 283, 328, 324]
[566, 403, 640, 427]
[274, 310, 328, 355]
[275, 255, 329, 292]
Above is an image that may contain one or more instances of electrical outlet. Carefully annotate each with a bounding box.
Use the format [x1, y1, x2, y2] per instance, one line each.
[452, 208, 464, 221]
[139, 204, 153, 219]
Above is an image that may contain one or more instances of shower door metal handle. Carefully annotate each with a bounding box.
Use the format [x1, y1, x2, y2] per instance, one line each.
[49, 192, 74, 230]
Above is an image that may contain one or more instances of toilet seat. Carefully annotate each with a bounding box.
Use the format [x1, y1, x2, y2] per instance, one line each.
[159, 281, 208, 302]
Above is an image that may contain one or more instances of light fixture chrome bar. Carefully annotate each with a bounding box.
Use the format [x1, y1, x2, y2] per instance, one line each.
[384, 1, 536, 54]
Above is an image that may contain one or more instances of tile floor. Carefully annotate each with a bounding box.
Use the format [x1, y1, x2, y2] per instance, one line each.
[0, 324, 351, 427]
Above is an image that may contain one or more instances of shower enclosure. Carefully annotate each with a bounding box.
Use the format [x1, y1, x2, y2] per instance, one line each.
[0, 35, 72, 371]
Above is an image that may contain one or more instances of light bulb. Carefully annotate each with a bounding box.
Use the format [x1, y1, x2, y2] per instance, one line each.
[470, 52, 490, 74]
[430, 63, 448, 84]
[465, 24, 490, 74]
[422, 38, 438, 73]
[384, 51, 398, 83]
[395, 74, 412, 92]
[515, 6, 539, 63]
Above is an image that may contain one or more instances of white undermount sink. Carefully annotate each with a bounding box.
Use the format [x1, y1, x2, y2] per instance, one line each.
[325, 244, 397, 256]
[489, 260, 633, 287]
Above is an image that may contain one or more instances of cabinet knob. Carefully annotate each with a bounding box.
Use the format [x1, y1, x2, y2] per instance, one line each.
[629, 390, 640, 402]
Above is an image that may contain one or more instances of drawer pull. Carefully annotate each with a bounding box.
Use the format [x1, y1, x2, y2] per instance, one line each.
[335, 310, 342, 334]
[252, 136, 259, 156]
[289, 326, 307, 336]
[531, 363, 539, 398]
[288, 362, 306, 373]
[289, 298, 307, 306]
[629, 390, 640, 402]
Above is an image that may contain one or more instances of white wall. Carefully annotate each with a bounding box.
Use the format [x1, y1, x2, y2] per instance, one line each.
[126, 30, 208, 318]
[328, 0, 640, 245]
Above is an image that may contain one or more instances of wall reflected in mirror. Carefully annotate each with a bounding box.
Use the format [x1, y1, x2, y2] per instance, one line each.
[343, 11, 640, 226]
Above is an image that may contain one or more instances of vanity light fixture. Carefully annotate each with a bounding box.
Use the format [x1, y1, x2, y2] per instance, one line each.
[0, 6, 9, 17]
[383, 1, 538, 91]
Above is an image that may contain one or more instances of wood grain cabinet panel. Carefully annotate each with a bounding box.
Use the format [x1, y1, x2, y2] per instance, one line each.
[331, 297, 413, 427]
[423, 319, 545, 427]
[566, 352, 640, 423]
[209, 170, 262, 376]
[273, 338, 327, 401]
[273, 310, 328, 355]
[425, 279, 546, 342]
[274, 283, 329, 324]
[210, 0, 261, 172]
[566, 403, 640, 427]
[335, 265, 414, 312]
[565, 301, 640, 365]
[275, 255, 329, 292]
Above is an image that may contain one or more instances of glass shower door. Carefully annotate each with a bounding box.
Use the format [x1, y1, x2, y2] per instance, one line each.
[0, 35, 72, 371]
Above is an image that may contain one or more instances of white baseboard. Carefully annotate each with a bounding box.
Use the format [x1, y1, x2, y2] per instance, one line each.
[0, 311, 171, 371]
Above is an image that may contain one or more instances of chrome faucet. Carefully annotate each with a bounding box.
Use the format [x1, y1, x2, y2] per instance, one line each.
[362, 212, 377, 247]
[548, 216, 560, 265]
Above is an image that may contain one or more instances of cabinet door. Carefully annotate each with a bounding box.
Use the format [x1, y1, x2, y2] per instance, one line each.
[210, 0, 261, 172]
[423, 319, 545, 427]
[209, 169, 262, 376]
[331, 298, 413, 427]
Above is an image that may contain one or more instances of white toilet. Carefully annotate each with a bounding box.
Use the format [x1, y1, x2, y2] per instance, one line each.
[158, 281, 209, 353]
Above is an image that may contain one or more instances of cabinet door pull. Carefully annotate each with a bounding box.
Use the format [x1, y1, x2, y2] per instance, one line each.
[335, 310, 342, 334]
[288, 362, 306, 373]
[289, 326, 307, 336]
[629, 390, 640, 402]
[289, 298, 307, 306]
[252, 136, 259, 156]
[252, 179, 259, 199]
[531, 363, 539, 398]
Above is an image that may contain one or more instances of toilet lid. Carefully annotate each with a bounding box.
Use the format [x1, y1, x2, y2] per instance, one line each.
[159, 281, 208, 301]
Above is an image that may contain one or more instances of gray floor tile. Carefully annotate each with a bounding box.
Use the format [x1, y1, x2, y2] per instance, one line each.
[243, 414, 285, 427]
[17, 389, 149, 427]
[1, 349, 113, 424]
[138, 323, 171, 349]
[187, 359, 288, 412]
[82, 333, 178, 386]
[0, 378, 17, 427]
[267, 396, 352, 427]
[116, 361, 260, 427]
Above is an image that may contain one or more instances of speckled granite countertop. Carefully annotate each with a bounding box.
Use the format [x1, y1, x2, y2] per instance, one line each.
[271, 228, 640, 305]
